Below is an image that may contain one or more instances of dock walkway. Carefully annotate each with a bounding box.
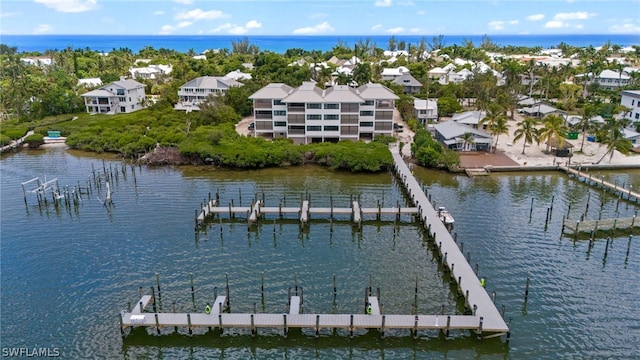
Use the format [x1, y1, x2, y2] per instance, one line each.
[559, 165, 640, 201]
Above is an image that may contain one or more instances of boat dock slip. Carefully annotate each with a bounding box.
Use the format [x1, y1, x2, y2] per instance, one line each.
[563, 216, 638, 234]
[559, 165, 640, 201]
[389, 144, 509, 336]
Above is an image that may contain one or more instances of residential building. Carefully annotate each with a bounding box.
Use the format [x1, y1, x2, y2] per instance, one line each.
[518, 103, 566, 119]
[392, 73, 423, 94]
[77, 78, 103, 88]
[224, 69, 252, 81]
[174, 76, 243, 111]
[597, 69, 630, 90]
[623, 128, 640, 147]
[432, 121, 492, 151]
[414, 99, 438, 124]
[249, 82, 399, 144]
[451, 111, 486, 129]
[20, 57, 53, 66]
[81, 77, 147, 115]
[129, 64, 172, 80]
[621, 90, 640, 123]
[381, 66, 410, 81]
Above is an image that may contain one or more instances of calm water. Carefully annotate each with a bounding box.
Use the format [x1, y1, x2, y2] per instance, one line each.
[4, 34, 640, 54]
[1, 147, 639, 359]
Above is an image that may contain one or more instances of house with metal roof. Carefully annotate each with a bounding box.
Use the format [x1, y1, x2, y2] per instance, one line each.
[381, 66, 410, 81]
[432, 120, 492, 151]
[174, 76, 243, 111]
[81, 77, 147, 115]
[249, 82, 398, 144]
[413, 98, 438, 124]
[451, 111, 486, 129]
[518, 103, 566, 119]
[392, 73, 423, 94]
[621, 90, 640, 123]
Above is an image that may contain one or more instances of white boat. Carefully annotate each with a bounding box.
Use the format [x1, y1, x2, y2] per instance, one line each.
[437, 207, 455, 224]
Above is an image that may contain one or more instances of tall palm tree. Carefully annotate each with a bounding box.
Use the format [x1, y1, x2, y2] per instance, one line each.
[576, 104, 598, 152]
[461, 132, 475, 152]
[479, 103, 509, 152]
[539, 114, 569, 153]
[489, 116, 510, 153]
[596, 121, 633, 163]
[513, 117, 540, 154]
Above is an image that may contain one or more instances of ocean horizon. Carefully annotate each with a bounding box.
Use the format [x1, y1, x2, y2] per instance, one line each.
[3, 34, 639, 54]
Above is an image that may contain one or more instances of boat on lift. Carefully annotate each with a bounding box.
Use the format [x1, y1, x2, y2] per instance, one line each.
[437, 207, 455, 224]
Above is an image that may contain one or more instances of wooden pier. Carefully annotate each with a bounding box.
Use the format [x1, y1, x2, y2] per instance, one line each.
[563, 216, 638, 235]
[559, 165, 640, 201]
[195, 197, 419, 228]
[389, 144, 509, 337]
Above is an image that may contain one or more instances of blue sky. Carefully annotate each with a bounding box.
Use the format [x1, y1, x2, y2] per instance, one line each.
[1, 0, 639, 35]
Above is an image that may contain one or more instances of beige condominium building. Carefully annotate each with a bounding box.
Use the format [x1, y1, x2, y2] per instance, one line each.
[249, 82, 399, 144]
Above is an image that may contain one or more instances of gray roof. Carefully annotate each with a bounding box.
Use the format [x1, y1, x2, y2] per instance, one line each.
[249, 83, 294, 99]
[181, 76, 242, 90]
[622, 90, 640, 97]
[623, 128, 640, 139]
[434, 120, 492, 140]
[451, 111, 486, 125]
[323, 85, 364, 103]
[414, 98, 437, 110]
[391, 73, 423, 87]
[82, 89, 115, 97]
[357, 83, 400, 100]
[282, 81, 324, 103]
[517, 97, 540, 106]
[519, 104, 564, 115]
[111, 79, 145, 89]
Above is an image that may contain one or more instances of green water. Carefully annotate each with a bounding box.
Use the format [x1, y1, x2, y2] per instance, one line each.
[1, 147, 639, 359]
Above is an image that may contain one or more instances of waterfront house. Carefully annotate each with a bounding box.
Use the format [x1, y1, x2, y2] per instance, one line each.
[391, 73, 423, 94]
[620, 90, 640, 123]
[413, 99, 438, 125]
[81, 77, 147, 115]
[249, 82, 398, 144]
[451, 111, 486, 129]
[432, 120, 492, 151]
[174, 76, 244, 111]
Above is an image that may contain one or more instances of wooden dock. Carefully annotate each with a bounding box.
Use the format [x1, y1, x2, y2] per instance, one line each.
[120, 292, 493, 337]
[559, 165, 640, 201]
[389, 144, 509, 337]
[563, 216, 638, 234]
[195, 198, 419, 228]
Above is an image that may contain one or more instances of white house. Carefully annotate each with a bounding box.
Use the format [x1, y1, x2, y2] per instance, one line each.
[451, 111, 486, 129]
[433, 121, 492, 151]
[77, 78, 103, 88]
[249, 82, 398, 144]
[129, 64, 172, 80]
[622, 128, 640, 147]
[596, 69, 630, 90]
[621, 90, 640, 123]
[20, 57, 53, 66]
[381, 66, 410, 81]
[225, 69, 252, 81]
[81, 77, 147, 115]
[414, 98, 438, 124]
[174, 76, 244, 111]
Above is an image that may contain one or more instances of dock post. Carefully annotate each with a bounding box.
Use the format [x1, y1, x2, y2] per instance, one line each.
[187, 313, 193, 335]
[443, 253, 448, 269]
[155, 273, 162, 308]
[261, 272, 265, 300]
[154, 313, 160, 335]
[282, 314, 287, 337]
[445, 315, 451, 337]
[477, 316, 484, 340]
[529, 197, 534, 218]
[349, 314, 354, 338]
[119, 313, 125, 338]
[473, 304, 477, 316]
[381, 315, 386, 338]
[251, 314, 256, 337]
[315, 315, 320, 338]
[413, 275, 418, 315]
[625, 235, 632, 264]
[190, 273, 195, 310]
[475, 263, 479, 275]
[413, 315, 419, 339]
[225, 273, 230, 309]
[492, 291, 496, 303]
[218, 314, 223, 335]
[150, 286, 157, 312]
[604, 237, 610, 260]
[524, 277, 530, 303]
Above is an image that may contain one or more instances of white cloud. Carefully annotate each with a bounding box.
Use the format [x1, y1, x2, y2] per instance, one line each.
[34, 0, 98, 13]
[417, 10, 425, 15]
[509, 20, 519, 25]
[544, 20, 567, 28]
[386, 27, 404, 34]
[553, 11, 595, 20]
[176, 9, 227, 21]
[371, 24, 383, 30]
[527, 14, 545, 21]
[33, 24, 53, 34]
[153, 10, 164, 16]
[209, 20, 262, 35]
[488, 20, 505, 30]
[245, 20, 262, 29]
[374, 0, 392, 7]
[292, 21, 334, 35]
[610, 23, 640, 33]
[160, 21, 193, 34]
[173, 0, 193, 4]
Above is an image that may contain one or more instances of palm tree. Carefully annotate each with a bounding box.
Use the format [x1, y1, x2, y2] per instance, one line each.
[513, 117, 540, 154]
[461, 132, 475, 152]
[539, 114, 569, 153]
[479, 103, 509, 152]
[489, 116, 510, 153]
[596, 121, 633, 163]
[576, 104, 598, 152]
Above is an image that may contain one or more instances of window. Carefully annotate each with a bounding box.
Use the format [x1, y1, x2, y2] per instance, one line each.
[324, 114, 339, 120]
[636, 113, 639, 120]
[307, 103, 322, 109]
[129, 97, 132, 102]
[341, 103, 359, 112]
[324, 125, 339, 131]
[274, 121, 287, 127]
[324, 103, 339, 109]
[120, 106, 126, 112]
[364, 100, 374, 106]
[274, 110, 286, 116]
[273, 99, 284, 106]
[307, 114, 322, 120]
[632, 99, 635, 106]
[116, 89, 125, 95]
[360, 111, 374, 116]
[360, 122, 374, 127]
[119, 97, 126, 102]
[306, 125, 321, 131]
[131, 105, 134, 109]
